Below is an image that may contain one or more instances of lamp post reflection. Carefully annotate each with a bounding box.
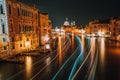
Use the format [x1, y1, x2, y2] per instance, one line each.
[100, 38, 105, 68]
[0, 73, 2, 80]
[58, 36, 62, 67]
[72, 32, 74, 52]
[26, 41, 30, 54]
[90, 38, 96, 65]
[25, 56, 32, 78]
[46, 57, 51, 72]
[81, 35, 85, 49]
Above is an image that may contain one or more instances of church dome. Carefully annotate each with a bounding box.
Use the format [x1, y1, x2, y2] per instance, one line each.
[63, 18, 70, 26]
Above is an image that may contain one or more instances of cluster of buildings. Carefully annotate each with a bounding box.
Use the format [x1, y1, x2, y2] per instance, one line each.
[86, 17, 120, 40]
[61, 18, 79, 33]
[62, 18, 85, 34]
[0, 0, 52, 58]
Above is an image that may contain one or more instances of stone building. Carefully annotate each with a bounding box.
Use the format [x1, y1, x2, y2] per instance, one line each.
[38, 13, 52, 45]
[110, 17, 120, 40]
[86, 19, 110, 36]
[0, 0, 40, 57]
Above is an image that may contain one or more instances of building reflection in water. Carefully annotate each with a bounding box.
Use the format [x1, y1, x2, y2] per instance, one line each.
[46, 57, 51, 72]
[58, 36, 62, 67]
[0, 73, 2, 80]
[25, 56, 32, 78]
[81, 35, 85, 50]
[72, 33, 75, 52]
[100, 38, 105, 68]
[90, 38, 96, 65]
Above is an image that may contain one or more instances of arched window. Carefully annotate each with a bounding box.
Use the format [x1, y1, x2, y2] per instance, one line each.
[8, 4, 11, 14]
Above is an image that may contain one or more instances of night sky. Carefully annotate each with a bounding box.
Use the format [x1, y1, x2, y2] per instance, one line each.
[19, 0, 120, 27]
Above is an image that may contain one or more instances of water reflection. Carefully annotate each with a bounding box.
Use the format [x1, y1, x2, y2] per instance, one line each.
[99, 38, 105, 68]
[81, 35, 85, 49]
[95, 38, 120, 80]
[107, 41, 120, 55]
[25, 56, 32, 78]
[72, 33, 75, 52]
[116, 42, 120, 47]
[46, 57, 51, 66]
[58, 36, 62, 67]
[90, 38, 96, 65]
[46, 57, 51, 72]
[0, 73, 2, 80]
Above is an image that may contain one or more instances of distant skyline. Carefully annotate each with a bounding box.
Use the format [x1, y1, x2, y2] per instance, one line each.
[19, 0, 120, 27]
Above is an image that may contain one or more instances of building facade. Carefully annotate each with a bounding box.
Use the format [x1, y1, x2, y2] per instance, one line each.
[38, 13, 52, 45]
[0, 0, 40, 58]
[110, 17, 120, 40]
[86, 17, 120, 40]
[86, 19, 110, 36]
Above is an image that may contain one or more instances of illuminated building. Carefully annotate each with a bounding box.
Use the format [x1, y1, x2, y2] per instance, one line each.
[0, 0, 40, 57]
[62, 18, 78, 33]
[115, 18, 120, 40]
[62, 18, 72, 32]
[110, 17, 120, 40]
[0, 0, 10, 57]
[87, 19, 110, 36]
[63, 18, 70, 26]
[38, 13, 52, 45]
[86, 17, 120, 39]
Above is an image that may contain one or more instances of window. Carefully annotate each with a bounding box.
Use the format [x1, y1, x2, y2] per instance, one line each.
[2, 24, 5, 33]
[20, 36, 22, 41]
[11, 23, 13, 32]
[0, 5, 3, 14]
[19, 24, 21, 32]
[4, 46, 7, 50]
[18, 8, 20, 16]
[36, 14, 37, 19]
[26, 38, 29, 41]
[12, 37, 14, 42]
[3, 38, 6, 43]
[20, 44, 22, 47]
[114, 28, 115, 31]
[8, 4, 11, 14]
[31, 40, 32, 45]
[12, 45, 15, 49]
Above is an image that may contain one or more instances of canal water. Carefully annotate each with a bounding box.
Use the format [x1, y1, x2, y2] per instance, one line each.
[0, 37, 120, 80]
[95, 38, 120, 80]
